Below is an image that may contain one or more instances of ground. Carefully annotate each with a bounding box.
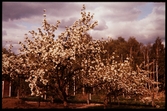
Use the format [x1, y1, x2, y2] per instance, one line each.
[2, 97, 103, 109]
[2, 91, 165, 109]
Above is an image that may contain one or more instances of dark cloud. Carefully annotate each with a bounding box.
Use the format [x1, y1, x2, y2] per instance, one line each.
[108, 2, 145, 9]
[48, 3, 81, 17]
[2, 2, 81, 21]
[153, 2, 165, 7]
[3, 2, 42, 21]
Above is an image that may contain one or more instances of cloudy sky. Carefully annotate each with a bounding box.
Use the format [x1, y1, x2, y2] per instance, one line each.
[2, 2, 165, 54]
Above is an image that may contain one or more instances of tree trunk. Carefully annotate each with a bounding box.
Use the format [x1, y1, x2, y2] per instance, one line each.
[82, 87, 85, 95]
[17, 77, 20, 99]
[17, 87, 20, 99]
[51, 96, 54, 103]
[66, 85, 68, 96]
[103, 96, 108, 109]
[38, 96, 41, 107]
[87, 94, 89, 104]
[117, 97, 120, 106]
[156, 62, 159, 92]
[9, 81, 11, 97]
[108, 94, 112, 108]
[62, 91, 68, 108]
[151, 92, 155, 107]
[63, 100, 68, 108]
[146, 49, 150, 90]
[73, 77, 75, 96]
[89, 93, 91, 100]
[87, 93, 91, 104]
[156, 44, 159, 92]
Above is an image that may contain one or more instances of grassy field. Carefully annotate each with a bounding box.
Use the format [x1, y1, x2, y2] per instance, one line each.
[2, 92, 165, 109]
[69, 93, 165, 109]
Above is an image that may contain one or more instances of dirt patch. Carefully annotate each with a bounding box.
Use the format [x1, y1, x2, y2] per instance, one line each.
[2, 98, 104, 109]
[2, 98, 35, 109]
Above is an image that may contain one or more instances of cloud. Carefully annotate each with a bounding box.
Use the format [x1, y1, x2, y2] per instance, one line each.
[2, 19, 28, 53]
[94, 19, 108, 31]
[153, 2, 165, 7]
[2, 2, 165, 54]
[2, 2, 81, 21]
[3, 30, 7, 36]
[94, 2, 145, 22]
[136, 4, 165, 44]
[91, 2, 165, 45]
[58, 17, 77, 29]
[3, 2, 41, 21]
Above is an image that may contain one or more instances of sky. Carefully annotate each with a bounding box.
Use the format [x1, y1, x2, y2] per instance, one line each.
[2, 2, 165, 54]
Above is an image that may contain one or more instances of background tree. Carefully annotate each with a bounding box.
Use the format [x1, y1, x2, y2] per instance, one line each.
[150, 37, 165, 91]
[127, 37, 142, 70]
[2, 45, 30, 98]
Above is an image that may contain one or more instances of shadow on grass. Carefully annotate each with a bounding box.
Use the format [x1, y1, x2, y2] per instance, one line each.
[20, 95, 165, 109]
[84, 102, 165, 109]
